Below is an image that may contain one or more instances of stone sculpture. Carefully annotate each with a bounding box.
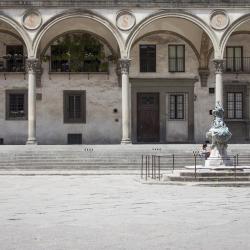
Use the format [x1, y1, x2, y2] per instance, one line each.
[205, 102, 232, 167]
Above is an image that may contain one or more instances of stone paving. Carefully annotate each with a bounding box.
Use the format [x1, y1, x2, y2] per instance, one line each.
[0, 175, 250, 250]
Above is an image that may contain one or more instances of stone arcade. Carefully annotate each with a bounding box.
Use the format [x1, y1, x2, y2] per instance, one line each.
[1, 1, 250, 145]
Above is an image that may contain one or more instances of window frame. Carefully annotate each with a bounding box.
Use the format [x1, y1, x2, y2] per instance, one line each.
[6, 89, 28, 120]
[139, 44, 156, 73]
[168, 44, 185, 73]
[63, 90, 86, 124]
[169, 94, 185, 120]
[225, 46, 243, 72]
[227, 92, 243, 119]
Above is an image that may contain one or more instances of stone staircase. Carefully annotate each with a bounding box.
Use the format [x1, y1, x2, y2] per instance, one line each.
[0, 144, 249, 173]
[164, 170, 250, 182]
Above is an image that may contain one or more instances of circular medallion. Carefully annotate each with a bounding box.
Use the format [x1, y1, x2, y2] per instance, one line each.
[116, 11, 136, 31]
[210, 10, 229, 30]
[23, 10, 42, 30]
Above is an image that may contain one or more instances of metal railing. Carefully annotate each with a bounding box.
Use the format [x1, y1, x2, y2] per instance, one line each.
[49, 60, 109, 73]
[141, 153, 250, 181]
[0, 56, 26, 72]
[224, 57, 250, 73]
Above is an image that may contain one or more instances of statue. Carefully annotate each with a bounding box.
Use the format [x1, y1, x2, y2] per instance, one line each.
[205, 102, 232, 167]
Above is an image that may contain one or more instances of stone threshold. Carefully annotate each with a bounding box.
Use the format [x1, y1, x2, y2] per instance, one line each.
[140, 179, 250, 187]
[0, 170, 140, 176]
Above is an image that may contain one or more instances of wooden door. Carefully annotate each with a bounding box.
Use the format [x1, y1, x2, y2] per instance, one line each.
[137, 93, 160, 142]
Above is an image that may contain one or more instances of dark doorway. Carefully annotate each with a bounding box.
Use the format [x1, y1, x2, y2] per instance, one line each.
[137, 92, 160, 142]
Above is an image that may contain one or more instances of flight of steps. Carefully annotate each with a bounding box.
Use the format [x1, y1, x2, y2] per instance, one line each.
[164, 170, 250, 182]
[0, 144, 249, 172]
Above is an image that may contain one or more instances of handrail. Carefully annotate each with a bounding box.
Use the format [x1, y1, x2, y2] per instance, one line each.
[141, 153, 250, 181]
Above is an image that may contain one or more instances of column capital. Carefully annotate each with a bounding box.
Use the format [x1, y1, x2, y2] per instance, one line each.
[213, 59, 224, 74]
[119, 58, 131, 74]
[26, 58, 40, 73]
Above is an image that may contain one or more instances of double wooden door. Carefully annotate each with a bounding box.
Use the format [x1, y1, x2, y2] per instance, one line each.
[137, 93, 160, 142]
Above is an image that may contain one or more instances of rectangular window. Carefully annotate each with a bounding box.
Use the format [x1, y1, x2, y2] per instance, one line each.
[67, 134, 83, 144]
[64, 91, 86, 123]
[140, 45, 156, 72]
[227, 92, 243, 119]
[168, 45, 185, 72]
[5, 45, 24, 72]
[226, 46, 243, 72]
[6, 90, 27, 120]
[169, 94, 184, 120]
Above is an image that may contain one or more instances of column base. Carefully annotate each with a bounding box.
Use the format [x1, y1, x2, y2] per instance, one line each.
[26, 138, 38, 145]
[121, 138, 132, 144]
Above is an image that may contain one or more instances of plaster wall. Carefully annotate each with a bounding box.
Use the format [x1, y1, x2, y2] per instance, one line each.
[36, 62, 121, 144]
[1, 31, 250, 144]
[0, 32, 122, 144]
[130, 34, 206, 143]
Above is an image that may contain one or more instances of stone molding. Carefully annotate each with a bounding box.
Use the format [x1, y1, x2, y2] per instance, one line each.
[26, 59, 40, 73]
[1, 1, 250, 7]
[213, 59, 224, 74]
[119, 59, 131, 74]
[198, 68, 210, 87]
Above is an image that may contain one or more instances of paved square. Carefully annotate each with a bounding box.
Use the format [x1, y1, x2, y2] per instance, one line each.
[0, 175, 250, 250]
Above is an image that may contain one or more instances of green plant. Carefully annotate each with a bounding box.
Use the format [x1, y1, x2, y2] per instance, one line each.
[50, 33, 109, 72]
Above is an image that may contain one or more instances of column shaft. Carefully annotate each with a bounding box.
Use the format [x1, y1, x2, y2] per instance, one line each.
[214, 59, 224, 106]
[26, 59, 39, 145]
[120, 59, 131, 144]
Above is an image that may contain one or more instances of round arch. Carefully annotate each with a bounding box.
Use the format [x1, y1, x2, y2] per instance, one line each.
[0, 14, 32, 56]
[126, 11, 219, 59]
[40, 30, 117, 59]
[220, 14, 250, 57]
[131, 30, 200, 63]
[33, 9, 124, 58]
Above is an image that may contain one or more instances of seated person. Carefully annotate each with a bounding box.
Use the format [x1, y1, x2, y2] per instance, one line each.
[200, 141, 211, 160]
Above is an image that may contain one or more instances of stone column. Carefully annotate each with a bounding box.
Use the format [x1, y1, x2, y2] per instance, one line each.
[120, 59, 132, 144]
[213, 59, 224, 106]
[26, 59, 39, 145]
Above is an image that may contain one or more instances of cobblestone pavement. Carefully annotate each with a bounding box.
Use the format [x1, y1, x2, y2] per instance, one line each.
[0, 176, 250, 250]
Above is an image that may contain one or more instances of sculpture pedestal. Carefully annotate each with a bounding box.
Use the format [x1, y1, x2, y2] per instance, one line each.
[205, 146, 232, 167]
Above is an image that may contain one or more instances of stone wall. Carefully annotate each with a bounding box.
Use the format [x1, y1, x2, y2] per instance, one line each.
[1, 32, 250, 144]
[0, 0, 250, 8]
[0, 33, 122, 144]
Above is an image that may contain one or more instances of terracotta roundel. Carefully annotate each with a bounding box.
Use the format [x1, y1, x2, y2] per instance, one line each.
[210, 10, 230, 30]
[116, 10, 136, 31]
[23, 10, 42, 30]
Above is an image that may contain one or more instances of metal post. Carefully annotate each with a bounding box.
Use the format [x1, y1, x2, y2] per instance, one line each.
[151, 155, 153, 179]
[154, 155, 156, 179]
[141, 155, 143, 179]
[145, 155, 148, 181]
[148, 155, 150, 178]
[194, 154, 197, 180]
[158, 156, 160, 180]
[234, 155, 237, 181]
[172, 154, 175, 172]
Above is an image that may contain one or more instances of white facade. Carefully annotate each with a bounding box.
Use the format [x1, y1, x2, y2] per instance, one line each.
[1, 3, 250, 144]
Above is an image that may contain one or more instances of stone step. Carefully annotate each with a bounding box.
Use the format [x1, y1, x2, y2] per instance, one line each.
[0, 166, 139, 170]
[167, 176, 250, 182]
[0, 145, 249, 171]
[180, 171, 250, 177]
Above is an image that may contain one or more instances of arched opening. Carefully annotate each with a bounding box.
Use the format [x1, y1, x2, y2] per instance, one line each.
[126, 13, 216, 144]
[41, 31, 116, 73]
[0, 30, 27, 73]
[34, 11, 123, 59]
[0, 17, 32, 145]
[27, 12, 125, 145]
[219, 17, 250, 142]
